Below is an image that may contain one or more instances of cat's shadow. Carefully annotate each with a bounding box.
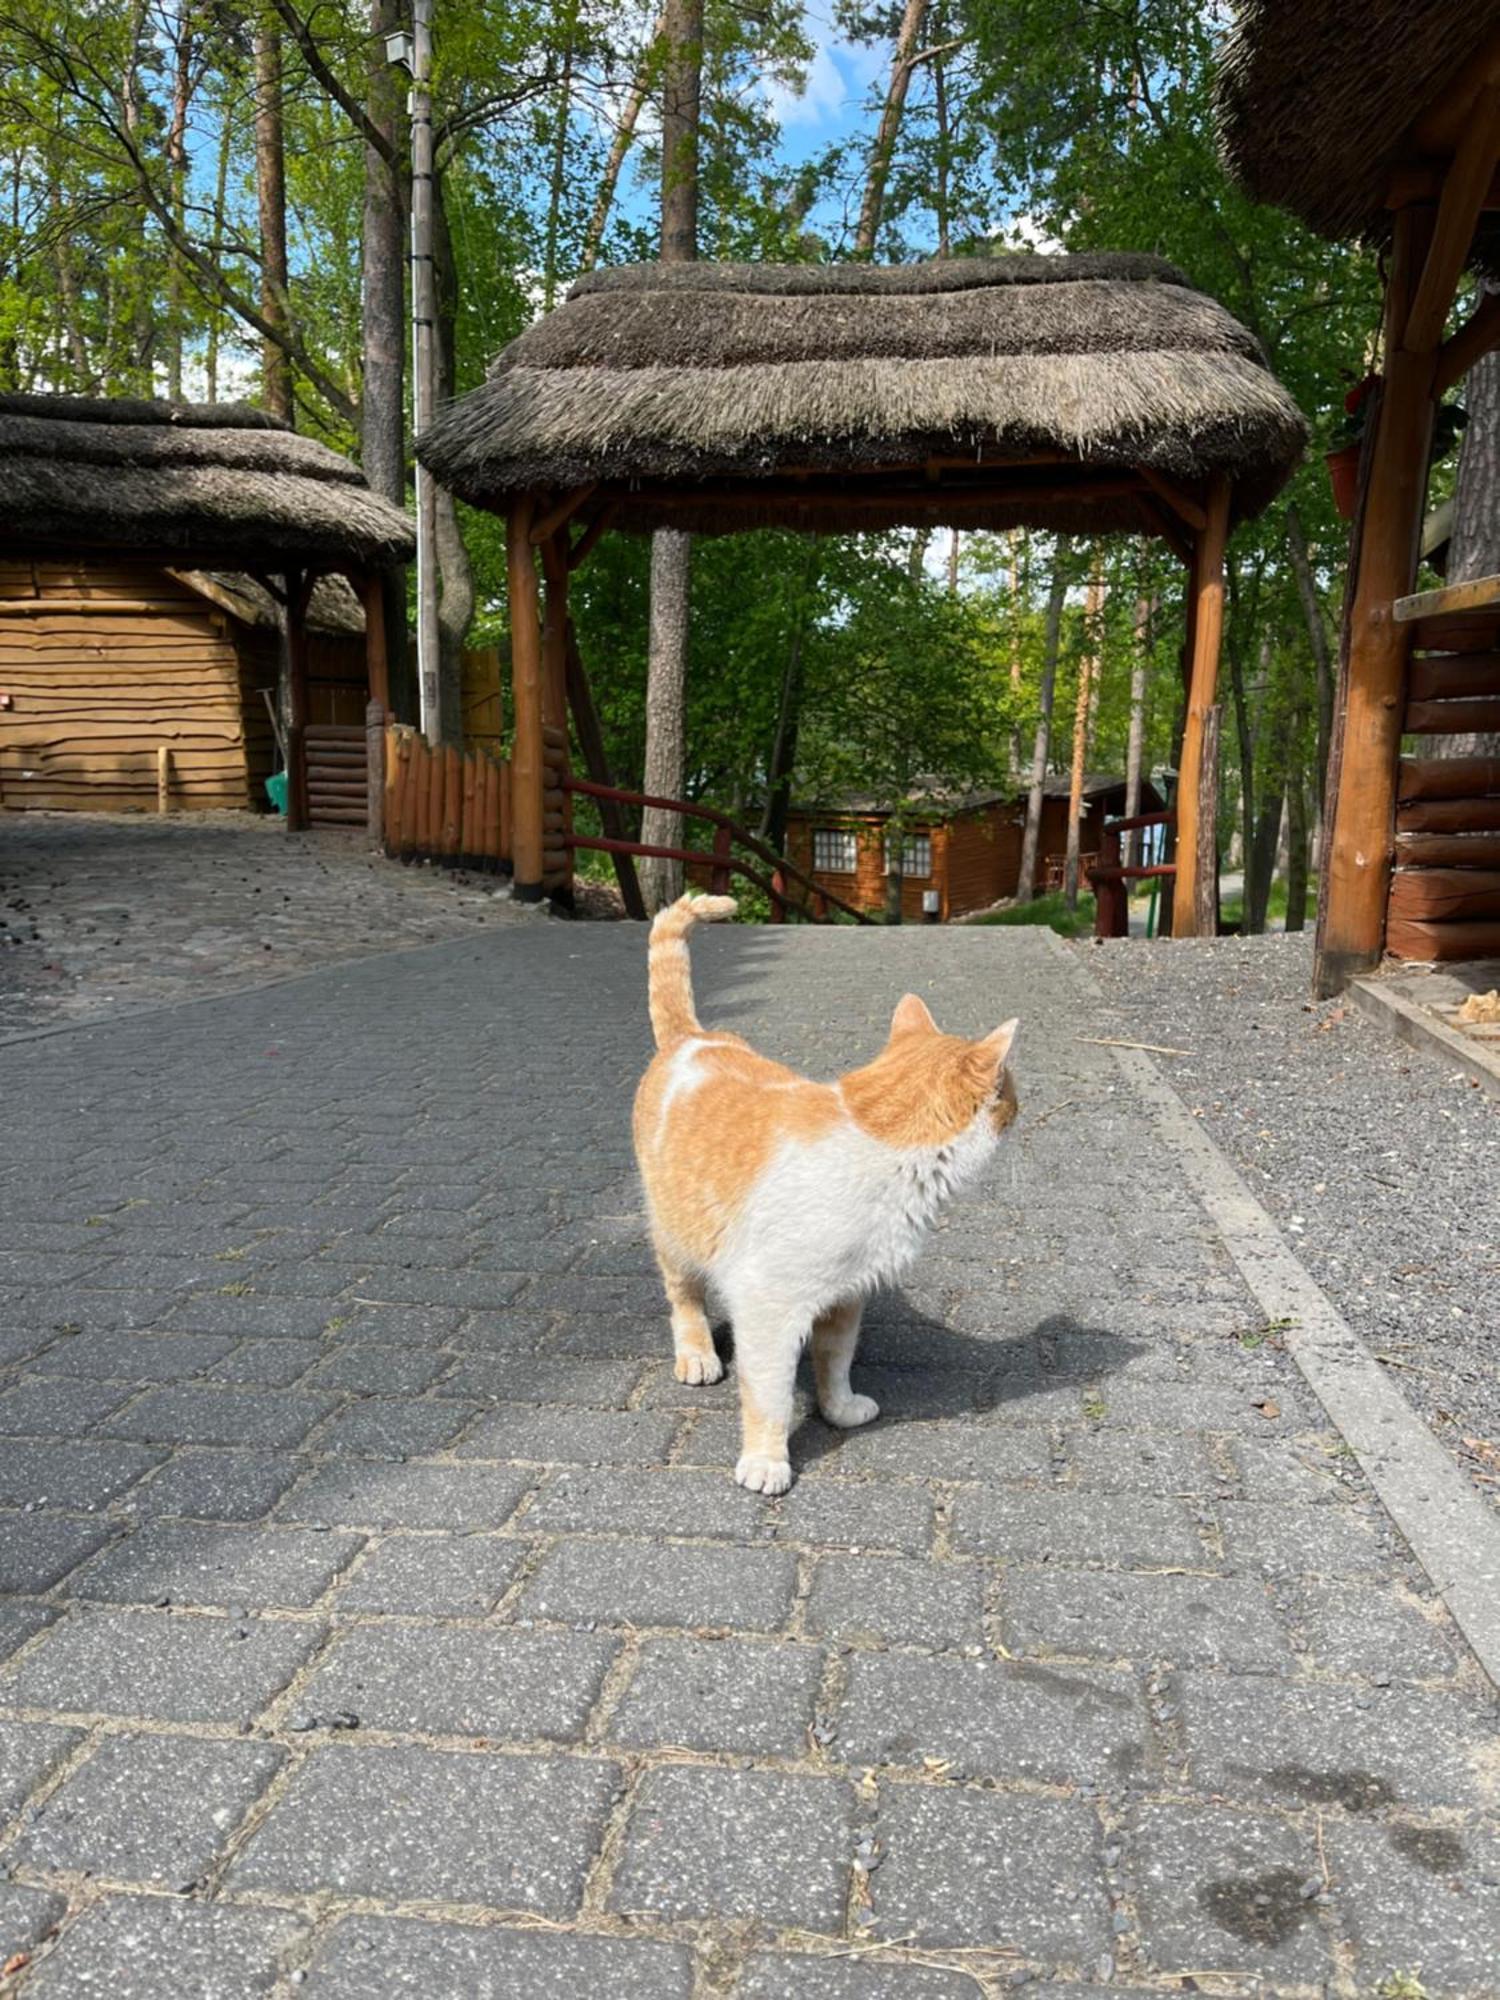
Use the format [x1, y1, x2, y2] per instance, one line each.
[706, 1301, 1144, 1472]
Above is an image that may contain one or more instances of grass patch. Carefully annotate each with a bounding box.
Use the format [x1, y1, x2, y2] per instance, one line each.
[967, 891, 1098, 938]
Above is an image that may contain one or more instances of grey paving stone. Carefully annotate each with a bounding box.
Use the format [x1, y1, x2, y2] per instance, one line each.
[456, 1404, 679, 1465]
[30, 1290, 186, 1335]
[610, 1767, 852, 1929]
[321, 1303, 465, 1346]
[334, 1533, 526, 1615]
[0, 1512, 116, 1593]
[1094, 1382, 1308, 1433]
[125, 1450, 303, 1522]
[206, 1339, 323, 1386]
[812, 1418, 1054, 1484]
[230, 1743, 620, 1911]
[1292, 1582, 1461, 1681]
[102, 1386, 340, 1449]
[0, 1881, 65, 1957]
[1329, 1820, 1500, 1991]
[440, 1354, 644, 1405]
[951, 1488, 1204, 1566]
[298, 1624, 615, 1741]
[519, 1536, 797, 1632]
[40, 1331, 238, 1381]
[1002, 1569, 1290, 1670]
[1179, 1675, 1492, 1810]
[0, 1377, 136, 1437]
[4, 1606, 323, 1724]
[0, 1325, 56, 1368]
[304, 1345, 448, 1394]
[341, 1268, 528, 1309]
[872, 1784, 1111, 1955]
[303, 1915, 695, 1999]
[1128, 1802, 1331, 1981]
[440, 1309, 556, 1352]
[168, 1294, 361, 1339]
[1229, 1435, 1350, 1503]
[609, 1637, 823, 1755]
[0, 1599, 56, 1662]
[837, 1652, 1149, 1786]
[804, 1555, 985, 1650]
[526, 1467, 764, 1540]
[770, 1480, 934, 1553]
[0, 1439, 163, 1511]
[0, 1719, 82, 1820]
[20, 1897, 306, 1998]
[13, 1731, 283, 1885]
[73, 1521, 364, 1608]
[733, 1957, 983, 2000]
[1217, 1502, 1388, 1578]
[309, 1397, 478, 1458]
[279, 1461, 534, 1529]
[1065, 1429, 1216, 1494]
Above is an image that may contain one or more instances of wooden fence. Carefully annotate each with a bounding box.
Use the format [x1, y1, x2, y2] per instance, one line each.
[379, 715, 511, 868]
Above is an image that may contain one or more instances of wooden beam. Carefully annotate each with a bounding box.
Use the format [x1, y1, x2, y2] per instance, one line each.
[564, 621, 648, 921]
[530, 482, 599, 546]
[1315, 205, 1438, 995]
[361, 571, 390, 712]
[540, 535, 574, 902]
[506, 499, 545, 900]
[1408, 27, 1500, 154]
[1404, 84, 1500, 353]
[1393, 571, 1500, 623]
[1172, 476, 1231, 938]
[283, 567, 314, 833]
[1436, 288, 1500, 395]
[1136, 465, 1207, 532]
[1135, 494, 1193, 567]
[1406, 696, 1500, 735]
[567, 501, 620, 572]
[1387, 162, 1500, 210]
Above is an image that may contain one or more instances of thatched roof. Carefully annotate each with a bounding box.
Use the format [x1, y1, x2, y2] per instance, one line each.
[1215, 0, 1500, 256]
[0, 394, 414, 569]
[175, 570, 366, 638]
[417, 256, 1307, 537]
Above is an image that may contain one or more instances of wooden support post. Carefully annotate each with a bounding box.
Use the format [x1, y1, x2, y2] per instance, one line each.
[710, 822, 733, 894]
[1172, 476, 1232, 937]
[540, 535, 574, 902]
[283, 568, 313, 832]
[507, 498, 545, 900]
[156, 744, 172, 816]
[366, 700, 386, 846]
[564, 620, 648, 921]
[362, 572, 390, 713]
[1315, 206, 1439, 994]
[770, 868, 787, 923]
[1403, 85, 1500, 354]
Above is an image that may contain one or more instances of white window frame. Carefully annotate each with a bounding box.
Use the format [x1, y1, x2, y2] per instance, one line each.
[812, 827, 858, 874]
[884, 831, 932, 879]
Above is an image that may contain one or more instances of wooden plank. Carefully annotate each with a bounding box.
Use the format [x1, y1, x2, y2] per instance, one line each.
[1389, 867, 1500, 921]
[1397, 794, 1500, 833]
[499, 758, 512, 865]
[1394, 573, 1500, 625]
[481, 755, 499, 863]
[412, 735, 432, 852]
[1396, 830, 1500, 866]
[398, 732, 420, 856]
[1406, 695, 1500, 734]
[443, 745, 462, 856]
[508, 499, 545, 899]
[1387, 916, 1500, 961]
[426, 735, 445, 855]
[1408, 652, 1500, 700]
[1398, 754, 1500, 801]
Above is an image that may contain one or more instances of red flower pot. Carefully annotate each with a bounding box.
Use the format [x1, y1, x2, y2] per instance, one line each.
[1325, 442, 1361, 520]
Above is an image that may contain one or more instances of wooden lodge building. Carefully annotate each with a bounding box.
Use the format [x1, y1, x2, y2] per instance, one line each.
[785, 774, 1166, 922]
[0, 395, 413, 830]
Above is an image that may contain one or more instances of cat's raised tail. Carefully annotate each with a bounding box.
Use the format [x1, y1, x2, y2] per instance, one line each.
[648, 893, 738, 1049]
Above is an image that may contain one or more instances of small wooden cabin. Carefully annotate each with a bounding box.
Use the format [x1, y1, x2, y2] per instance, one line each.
[0, 562, 367, 817]
[785, 775, 1164, 920]
[0, 393, 413, 831]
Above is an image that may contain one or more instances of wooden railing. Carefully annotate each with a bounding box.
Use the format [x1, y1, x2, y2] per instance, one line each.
[564, 775, 872, 924]
[379, 717, 512, 868]
[1089, 810, 1176, 938]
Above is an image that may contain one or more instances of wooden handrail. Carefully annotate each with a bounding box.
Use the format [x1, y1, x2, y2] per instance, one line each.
[564, 774, 872, 923]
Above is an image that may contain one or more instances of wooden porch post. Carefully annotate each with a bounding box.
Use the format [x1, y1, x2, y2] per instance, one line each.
[507, 497, 545, 900]
[361, 570, 390, 713]
[283, 567, 313, 833]
[541, 534, 574, 902]
[1172, 475, 1231, 937]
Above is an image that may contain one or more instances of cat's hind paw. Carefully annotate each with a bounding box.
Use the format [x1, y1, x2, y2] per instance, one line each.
[674, 1349, 724, 1386]
[735, 1451, 792, 1495]
[820, 1393, 880, 1430]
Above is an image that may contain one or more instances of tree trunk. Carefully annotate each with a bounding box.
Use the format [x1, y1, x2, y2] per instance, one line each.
[1284, 501, 1335, 802]
[1285, 747, 1310, 933]
[254, 11, 292, 422]
[1008, 531, 1026, 776]
[1124, 594, 1150, 868]
[580, 17, 662, 272]
[639, 530, 692, 911]
[204, 99, 235, 401]
[1063, 567, 1102, 908]
[638, 0, 701, 910]
[931, 12, 951, 256]
[165, 3, 193, 401]
[362, 0, 405, 505]
[1018, 564, 1065, 902]
[1445, 288, 1500, 755]
[431, 171, 473, 742]
[761, 622, 807, 856]
[120, 0, 154, 386]
[542, 9, 576, 309]
[855, 0, 929, 254]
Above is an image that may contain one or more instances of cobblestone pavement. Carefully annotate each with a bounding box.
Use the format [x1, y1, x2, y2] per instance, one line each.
[0, 921, 1497, 1999]
[0, 813, 522, 1038]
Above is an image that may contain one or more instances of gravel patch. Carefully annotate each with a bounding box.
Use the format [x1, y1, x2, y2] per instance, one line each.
[1072, 931, 1500, 1511]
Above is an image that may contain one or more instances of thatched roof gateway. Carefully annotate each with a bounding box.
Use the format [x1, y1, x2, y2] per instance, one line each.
[418, 255, 1307, 536]
[1215, 0, 1500, 256]
[0, 394, 415, 570]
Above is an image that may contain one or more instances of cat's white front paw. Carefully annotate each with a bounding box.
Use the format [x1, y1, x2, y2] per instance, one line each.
[821, 1393, 880, 1430]
[674, 1350, 724, 1385]
[735, 1452, 792, 1495]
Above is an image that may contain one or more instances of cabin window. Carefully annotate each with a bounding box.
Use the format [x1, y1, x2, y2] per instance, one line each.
[813, 828, 858, 874]
[884, 832, 932, 878]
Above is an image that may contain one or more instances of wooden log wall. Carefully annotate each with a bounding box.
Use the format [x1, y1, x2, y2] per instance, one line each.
[381, 722, 512, 870]
[1389, 629, 1500, 961]
[0, 559, 259, 811]
[541, 721, 570, 892]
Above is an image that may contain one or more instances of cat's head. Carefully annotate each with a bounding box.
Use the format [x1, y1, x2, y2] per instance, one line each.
[843, 995, 1019, 1150]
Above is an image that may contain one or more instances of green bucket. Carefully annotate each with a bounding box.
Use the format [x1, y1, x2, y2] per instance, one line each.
[265, 770, 288, 815]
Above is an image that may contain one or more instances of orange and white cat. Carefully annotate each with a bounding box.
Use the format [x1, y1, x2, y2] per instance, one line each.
[633, 894, 1019, 1494]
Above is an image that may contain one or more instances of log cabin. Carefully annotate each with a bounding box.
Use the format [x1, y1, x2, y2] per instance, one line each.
[0, 394, 413, 831]
[785, 776, 1166, 922]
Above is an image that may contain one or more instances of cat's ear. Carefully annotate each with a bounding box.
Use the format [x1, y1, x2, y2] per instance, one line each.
[980, 1017, 1019, 1066]
[890, 993, 938, 1037]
